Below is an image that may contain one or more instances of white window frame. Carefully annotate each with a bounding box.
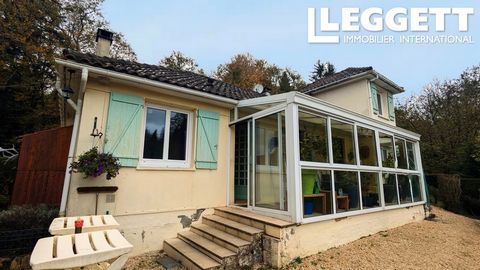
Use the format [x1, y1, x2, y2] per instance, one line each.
[376, 92, 384, 116]
[139, 103, 193, 168]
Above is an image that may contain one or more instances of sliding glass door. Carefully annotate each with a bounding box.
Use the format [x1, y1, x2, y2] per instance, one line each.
[254, 112, 288, 211]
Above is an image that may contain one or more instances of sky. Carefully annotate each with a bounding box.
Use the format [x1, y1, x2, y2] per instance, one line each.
[103, 1, 480, 100]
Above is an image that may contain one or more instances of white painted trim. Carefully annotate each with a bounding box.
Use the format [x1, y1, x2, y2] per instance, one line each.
[59, 67, 88, 216]
[301, 201, 425, 224]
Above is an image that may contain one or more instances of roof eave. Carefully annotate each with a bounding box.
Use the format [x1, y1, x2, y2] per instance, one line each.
[305, 70, 405, 95]
[55, 58, 240, 107]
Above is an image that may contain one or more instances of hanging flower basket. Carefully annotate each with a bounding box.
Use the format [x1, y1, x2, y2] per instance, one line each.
[70, 147, 120, 180]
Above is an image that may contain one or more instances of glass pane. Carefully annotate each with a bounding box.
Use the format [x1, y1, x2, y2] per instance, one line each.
[410, 175, 422, 202]
[143, 108, 166, 159]
[397, 174, 412, 204]
[379, 133, 395, 168]
[255, 112, 287, 211]
[395, 138, 408, 169]
[406, 142, 416, 170]
[168, 112, 188, 160]
[334, 171, 360, 212]
[299, 112, 328, 163]
[382, 173, 398, 206]
[360, 172, 380, 209]
[302, 169, 333, 217]
[331, 120, 356, 165]
[357, 127, 378, 166]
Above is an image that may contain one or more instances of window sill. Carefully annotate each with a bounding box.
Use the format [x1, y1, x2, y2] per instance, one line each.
[136, 166, 196, 171]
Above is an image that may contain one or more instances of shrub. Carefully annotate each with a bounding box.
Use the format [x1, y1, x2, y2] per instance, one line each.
[462, 196, 480, 217]
[437, 174, 462, 211]
[0, 204, 58, 231]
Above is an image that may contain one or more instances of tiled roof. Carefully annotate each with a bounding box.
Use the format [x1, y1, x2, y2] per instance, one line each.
[61, 50, 263, 100]
[301, 67, 373, 94]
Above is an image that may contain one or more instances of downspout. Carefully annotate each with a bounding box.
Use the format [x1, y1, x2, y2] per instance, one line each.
[58, 67, 88, 217]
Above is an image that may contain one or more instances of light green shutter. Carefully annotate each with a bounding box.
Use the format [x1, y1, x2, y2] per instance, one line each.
[196, 109, 219, 169]
[104, 92, 144, 167]
[387, 92, 395, 121]
[370, 81, 379, 114]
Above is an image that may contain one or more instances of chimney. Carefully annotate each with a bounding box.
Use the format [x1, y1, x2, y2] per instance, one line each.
[95, 29, 114, 57]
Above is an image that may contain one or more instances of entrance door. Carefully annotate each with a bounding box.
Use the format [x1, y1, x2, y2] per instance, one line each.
[234, 121, 249, 206]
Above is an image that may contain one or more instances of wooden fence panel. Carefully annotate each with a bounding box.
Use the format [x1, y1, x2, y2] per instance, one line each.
[11, 126, 73, 205]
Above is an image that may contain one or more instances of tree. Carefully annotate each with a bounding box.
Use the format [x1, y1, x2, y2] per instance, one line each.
[310, 60, 336, 82]
[215, 53, 305, 93]
[0, 0, 66, 146]
[396, 65, 480, 177]
[159, 51, 203, 73]
[279, 71, 293, 93]
[0, 0, 138, 147]
[60, 0, 137, 61]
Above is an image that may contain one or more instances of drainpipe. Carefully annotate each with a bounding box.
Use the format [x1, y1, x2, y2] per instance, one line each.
[58, 67, 88, 217]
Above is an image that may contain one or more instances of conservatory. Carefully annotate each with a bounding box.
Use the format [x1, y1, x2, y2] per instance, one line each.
[230, 91, 426, 224]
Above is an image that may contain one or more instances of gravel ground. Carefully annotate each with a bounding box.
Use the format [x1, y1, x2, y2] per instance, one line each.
[125, 207, 480, 270]
[288, 206, 480, 270]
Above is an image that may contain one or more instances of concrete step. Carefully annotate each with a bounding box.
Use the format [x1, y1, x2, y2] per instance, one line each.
[164, 238, 221, 270]
[214, 207, 294, 229]
[178, 231, 236, 266]
[191, 223, 251, 253]
[202, 215, 263, 242]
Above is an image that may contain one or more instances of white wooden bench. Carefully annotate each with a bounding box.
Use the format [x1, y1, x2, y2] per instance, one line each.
[30, 229, 132, 270]
[49, 215, 119, 235]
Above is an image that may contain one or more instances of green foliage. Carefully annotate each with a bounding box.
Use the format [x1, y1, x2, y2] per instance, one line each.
[0, 154, 18, 209]
[396, 65, 480, 177]
[70, 147, 120, 180]
[159, 51, 203, 73]
[0, 204, 58, 231]
[310, 60, 336, 82]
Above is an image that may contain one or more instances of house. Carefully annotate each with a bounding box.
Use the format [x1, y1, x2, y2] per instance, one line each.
[55, 30, 426, 269]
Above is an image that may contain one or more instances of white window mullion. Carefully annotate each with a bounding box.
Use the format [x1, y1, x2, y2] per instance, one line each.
[353, 123, 360, 166]
[395, 174, 401, 205]
[331, 169, 337, 214]
[163, 110, 171, 160]
[327, 117, 333, 165]
[357, 171, 363, 210]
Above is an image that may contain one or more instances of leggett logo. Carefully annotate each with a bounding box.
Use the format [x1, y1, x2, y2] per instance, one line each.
[308, 7, 475, 44]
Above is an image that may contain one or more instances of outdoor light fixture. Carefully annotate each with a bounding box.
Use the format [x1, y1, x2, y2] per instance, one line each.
[62, 69, 75, 99]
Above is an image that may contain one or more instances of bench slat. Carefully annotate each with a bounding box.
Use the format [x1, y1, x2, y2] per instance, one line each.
[91, 215, 103, 226]
[74, 233, 94, 255]
[56, 235, 75, 258]
[106, 230, 131, 248]
[102, 215, 119, 226]
[30, 237, 54, 263]
[91, 231, 112, 251]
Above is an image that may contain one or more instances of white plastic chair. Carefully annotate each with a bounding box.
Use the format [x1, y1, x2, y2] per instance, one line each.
[49, 215, 119, 236]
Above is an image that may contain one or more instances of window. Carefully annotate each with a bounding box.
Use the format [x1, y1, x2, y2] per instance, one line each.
[255, 112, 287, 211]
[395, 138, 408, 169]
[334, 171, 360, 212]
[299, 112, 328, 163]
[357, 127, 378, 166]
[382, 173, 399, 206]
[397, 174, 412, 204]
[379, 133, 395, 168]
[410, 175, 422, 202]
[406, 142, 416, 170]
[142, 106, 191, 167]
[331, 120, 356, 165]
[376, 93, 383, 115]
[360, 172, 380, 208]
[302, 169, 333, 217]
